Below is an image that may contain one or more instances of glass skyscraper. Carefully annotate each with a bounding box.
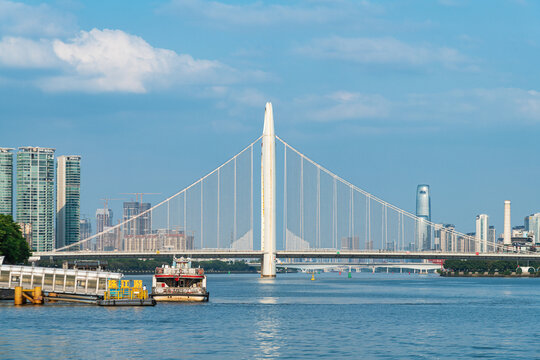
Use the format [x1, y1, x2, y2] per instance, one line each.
[0, 148, 14, 216]
[16, 147, 56, 251]
[56, 155, 81, 249]
[415, 184, 431, 251]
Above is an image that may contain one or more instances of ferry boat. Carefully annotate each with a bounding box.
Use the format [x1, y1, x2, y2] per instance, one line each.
[151, 258, 209, 302]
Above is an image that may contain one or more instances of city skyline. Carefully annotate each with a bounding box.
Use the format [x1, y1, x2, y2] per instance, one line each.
[0, 0, 538, 236]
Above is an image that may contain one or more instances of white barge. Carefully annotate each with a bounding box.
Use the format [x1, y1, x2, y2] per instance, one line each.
[151, 258, 209, 302]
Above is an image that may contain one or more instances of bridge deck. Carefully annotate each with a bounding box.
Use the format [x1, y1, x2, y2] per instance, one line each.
[0, 265, 123, 297]
[33, 250, 540, 262]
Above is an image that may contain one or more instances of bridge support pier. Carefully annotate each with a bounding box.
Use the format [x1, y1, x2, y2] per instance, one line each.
[261, 102, 276, 278]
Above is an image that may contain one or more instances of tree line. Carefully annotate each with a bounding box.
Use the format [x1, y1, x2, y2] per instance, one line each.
[38, 257, 258, 273]
[443, 259, 540, 276]
[0, 215, 31, 264]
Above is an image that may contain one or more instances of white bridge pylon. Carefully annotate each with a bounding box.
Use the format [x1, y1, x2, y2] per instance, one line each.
[261, 103, 276, 277]
[53, 102, 516, 278]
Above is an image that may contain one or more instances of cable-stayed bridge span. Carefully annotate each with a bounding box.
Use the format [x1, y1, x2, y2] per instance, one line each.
[36, 103, 537, 276]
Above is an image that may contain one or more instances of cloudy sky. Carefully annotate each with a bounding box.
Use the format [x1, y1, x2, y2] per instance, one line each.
[1, 0, 539, 234]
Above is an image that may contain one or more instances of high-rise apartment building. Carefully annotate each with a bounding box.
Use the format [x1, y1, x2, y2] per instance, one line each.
[16, 146, 55, 251]
[96, 208, 113, 234]
[123, 201, 152, 236]
[475, 214, 489, 253]
[80, 217, 92, 240]
[341, 236, 360, 250]
[56, 155, 81, 249]
[79, 217, 92, 249]
[0, 148, 14, 216]
[415, 184, 431, 251]
[96, 208, 113, 251]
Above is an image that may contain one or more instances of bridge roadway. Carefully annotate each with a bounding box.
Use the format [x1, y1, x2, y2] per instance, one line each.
[32, 250, 540, 262]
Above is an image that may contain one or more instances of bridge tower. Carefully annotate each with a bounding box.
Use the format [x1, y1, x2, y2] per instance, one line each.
[261, 102, 276, 277]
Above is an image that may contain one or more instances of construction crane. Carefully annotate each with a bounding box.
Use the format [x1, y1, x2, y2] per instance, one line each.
[100, 198, 124, 211]
[120, 193, 161, 204]
[97, 198, 124, 232]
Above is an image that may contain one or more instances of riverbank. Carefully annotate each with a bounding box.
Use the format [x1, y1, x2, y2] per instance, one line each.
[442, 259, 540, 277]
[36, 258, 260, 274]
[440, 271, 539, 278]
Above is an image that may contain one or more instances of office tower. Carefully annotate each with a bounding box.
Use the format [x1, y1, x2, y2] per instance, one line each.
[96, 208, 113, 233]
[488, 226, 497, 251]
[475, 214, 489, 253]
[56, 155, 81, 249]
[525, 213, 540, 244]
[123, 201, 152, 236]
[415, 184, 431, 251]
[503, 201, 511, 246]
[0, 148, 14, 216]
[16, 146, 55, 251]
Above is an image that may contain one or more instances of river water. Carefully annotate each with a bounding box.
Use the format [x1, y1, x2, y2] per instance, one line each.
[1, 272, 539, 359]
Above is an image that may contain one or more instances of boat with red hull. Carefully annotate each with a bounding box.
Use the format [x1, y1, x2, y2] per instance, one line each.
[151, 258, 209, 302]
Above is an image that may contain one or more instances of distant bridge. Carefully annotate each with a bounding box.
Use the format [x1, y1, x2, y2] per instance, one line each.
[45, 103, 534, 277]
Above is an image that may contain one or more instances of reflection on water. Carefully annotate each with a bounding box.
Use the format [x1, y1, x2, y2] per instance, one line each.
[2, 273, 540, 359]
[255, 307, 281, 359]
[258, 297, 278, 304]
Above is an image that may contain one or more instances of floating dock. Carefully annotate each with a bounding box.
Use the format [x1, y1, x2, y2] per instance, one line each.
[0, 264, 122, 297]
[1, 265, 154, 307]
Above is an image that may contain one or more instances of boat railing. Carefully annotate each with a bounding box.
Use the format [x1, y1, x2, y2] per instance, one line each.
[155, 267, 205, 275]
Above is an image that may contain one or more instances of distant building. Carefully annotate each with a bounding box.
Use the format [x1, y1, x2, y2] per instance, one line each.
[415, 184, 431, 251]
[488, 226, 497, 251]
[475, 214, 489, 253]
[341, 236, 360, 250]
[79, 217, 92, 249]
[511, 226, 534, 251]
[439, 224, 457, 252]
[16, 146, 55, 251]
[123, 201, 152, 236]
[0, 148, 14, 216]
[17, 222, 32, 248]
[96, 208, 113, 234]
[56, 155, 81, 249]
[525, 213, 540, 244]
[123, 229, 194, 252]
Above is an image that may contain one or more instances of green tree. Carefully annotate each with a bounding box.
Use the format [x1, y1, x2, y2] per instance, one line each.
[0, 215, 31, 264]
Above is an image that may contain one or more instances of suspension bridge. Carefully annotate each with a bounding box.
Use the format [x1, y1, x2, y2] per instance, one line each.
[33, 103, 540, 277]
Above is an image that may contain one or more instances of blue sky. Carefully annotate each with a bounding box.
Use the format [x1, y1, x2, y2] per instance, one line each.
[0, 0, 539, 235]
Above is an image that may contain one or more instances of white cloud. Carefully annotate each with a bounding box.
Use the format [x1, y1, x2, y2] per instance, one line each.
[161, 0, 378, 26]
[297, 36, 474, 69]
[0, 28, 243, 93]
[0, 36, 60, 68]
[46, 29, 227, 93]
[292, 88, 540, 129]
[296, 91, 391, 122]
[0, 0, 76, 37]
